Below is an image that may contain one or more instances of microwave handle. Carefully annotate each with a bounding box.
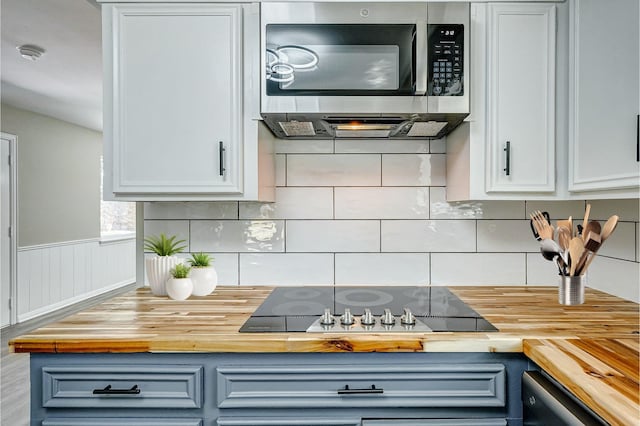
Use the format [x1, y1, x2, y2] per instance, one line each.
[415, 23, 428, 95]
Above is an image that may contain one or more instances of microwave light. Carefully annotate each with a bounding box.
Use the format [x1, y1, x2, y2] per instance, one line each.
[336, 123, 395, 131]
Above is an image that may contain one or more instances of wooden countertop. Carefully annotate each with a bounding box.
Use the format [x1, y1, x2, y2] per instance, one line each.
[9, 285, 640, 425]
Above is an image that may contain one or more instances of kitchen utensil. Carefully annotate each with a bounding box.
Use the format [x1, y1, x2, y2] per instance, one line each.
[582, 220, 601, 243]
[578, 215, 619, 275]
[582, 203, 591, 234]
[530, 211, 554, 240]
[529, 211, 551, 241]
[558, 275, 586, 305]
[568, 237, 585, 276]
[540, 238, 567, 275]
[574, 232, 602, 275]
[557, 226, 572, 251]
[556, 217, 572, 239]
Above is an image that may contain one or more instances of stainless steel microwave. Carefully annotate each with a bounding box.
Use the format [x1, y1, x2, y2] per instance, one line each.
[260, 2, 470, 139]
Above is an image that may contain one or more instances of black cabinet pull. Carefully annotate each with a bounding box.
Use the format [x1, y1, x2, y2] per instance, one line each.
[636, 114, 638, 162]
[92, 384, 140, 395]
[337, 384, 383, 395]
[219, 141, 226, 176]
[503, 141, 511, 176]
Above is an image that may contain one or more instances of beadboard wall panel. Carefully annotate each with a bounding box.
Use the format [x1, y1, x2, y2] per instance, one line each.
[144, 138, 640, 302]
[17, 238, 135, 321]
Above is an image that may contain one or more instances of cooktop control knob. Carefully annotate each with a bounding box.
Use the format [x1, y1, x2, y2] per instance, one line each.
[380, 308, 395, 326]
[340, 308, 355, 326]
[360, 308, 375, 326]
[401, 307, 416, 326]
[320, 308, 335, 326]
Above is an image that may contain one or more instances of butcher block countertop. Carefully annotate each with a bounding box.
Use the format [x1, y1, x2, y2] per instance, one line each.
[9, 285, 640, 425]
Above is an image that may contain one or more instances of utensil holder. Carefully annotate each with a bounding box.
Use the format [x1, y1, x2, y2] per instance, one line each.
[558, 275, 586, 305]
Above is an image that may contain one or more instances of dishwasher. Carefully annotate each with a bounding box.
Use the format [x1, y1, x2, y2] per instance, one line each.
[522, 371, 608, 425]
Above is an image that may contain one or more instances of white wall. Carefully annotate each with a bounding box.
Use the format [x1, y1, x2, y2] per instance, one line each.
[0, 104, 101, 246]
[144, 138, 640, 302]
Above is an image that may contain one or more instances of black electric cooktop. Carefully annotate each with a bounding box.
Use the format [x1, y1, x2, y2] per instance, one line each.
[239, 286, 498, 333]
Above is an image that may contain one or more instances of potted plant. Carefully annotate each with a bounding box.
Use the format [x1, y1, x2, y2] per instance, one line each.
[144, 233, 187, 296]
[166, 263, 193, 301]
[187, 252, 218, 296]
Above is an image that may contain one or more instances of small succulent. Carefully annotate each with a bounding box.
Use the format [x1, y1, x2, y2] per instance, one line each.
[188, 252, 213, 268]
[144, 233, 187, 256]
[170, 263, 191, 279]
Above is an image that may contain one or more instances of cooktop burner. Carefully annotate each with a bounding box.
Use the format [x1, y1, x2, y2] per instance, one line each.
[239, 286, 498, 333]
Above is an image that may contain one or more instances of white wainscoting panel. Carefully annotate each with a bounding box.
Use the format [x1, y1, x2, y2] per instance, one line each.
[17, 238, 136, 321]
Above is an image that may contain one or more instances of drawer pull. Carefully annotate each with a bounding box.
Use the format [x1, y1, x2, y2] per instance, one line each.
[92, 384, 140, 395]
[337, 384, 383, 395]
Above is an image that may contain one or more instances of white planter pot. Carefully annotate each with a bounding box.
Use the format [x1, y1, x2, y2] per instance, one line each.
[190, 266, 218, 296]
[145, 256, 180, 296]
[166, 277, 193, 301]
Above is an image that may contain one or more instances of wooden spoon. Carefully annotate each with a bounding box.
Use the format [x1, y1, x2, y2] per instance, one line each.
[557, 226, 572, 251]
[582, 203, 591, 234]
[569, 237, 585, 276]
[578, 215, 620, 275]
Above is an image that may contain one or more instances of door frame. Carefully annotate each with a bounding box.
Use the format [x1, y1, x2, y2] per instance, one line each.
[1, 132, 18, 326]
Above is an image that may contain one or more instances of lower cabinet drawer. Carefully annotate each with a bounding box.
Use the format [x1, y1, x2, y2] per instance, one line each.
[41, 419, 202, 426]
[42, 365, 203, 408]
[362, 419, 506, 426]
[217, 418, 361, 426]
[216, 363, 505, 409]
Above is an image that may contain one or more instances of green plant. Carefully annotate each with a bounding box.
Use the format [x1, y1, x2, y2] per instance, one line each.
[170, 263, 191, 279]
[188, 252, 213, 268]
[144, 233, 187, 256]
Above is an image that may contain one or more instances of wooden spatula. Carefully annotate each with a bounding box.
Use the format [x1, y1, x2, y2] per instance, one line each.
[569, 237, 585, 276]
[578, 215, 619, 275]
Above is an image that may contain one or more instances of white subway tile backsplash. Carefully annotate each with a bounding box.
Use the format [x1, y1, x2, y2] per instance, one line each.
[190, 220, 284, 253]
[431, 253, 526, 285]
[335, 187, 429, 219]
[144, 220, 190, 252]
[335, 253, 429, 285]
[525, 200, 586, 222]
[335, 139, 429, 154]
[286, 220, 380, 252]
[240, 253, 334, 285]
[381, 220, 476, 252]
[585, 257, 640, 303]
[526, 253, 561, 285]
[144, 202, 238, 220]
[382, 154, 446, 186]
[275, 139, 334, 154]
[430, 188, 524, 219]
[275, 154, 286, 186]
[287, 154, 381, 186]
[595, 222, 636, 261]
[589, 199, 640, 222]
[429, 139, 446, 154]
[477, 220, 539, 253]
[240, 187, 333, 219]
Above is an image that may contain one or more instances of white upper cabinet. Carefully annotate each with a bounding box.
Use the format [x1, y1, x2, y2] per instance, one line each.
[568, 0, 640, 197]
[103, 3, 274, 201]
[485, 3, 556, 193]
[446, 3, 557, 201]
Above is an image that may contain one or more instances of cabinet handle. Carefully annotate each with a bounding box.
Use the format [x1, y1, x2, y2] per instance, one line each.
[92, 384, 140, 395]
[636, 114, 640, 161]
[337, 384, 384, 395]
[503, 141, 511, 176]
[219, 141, 226, 176]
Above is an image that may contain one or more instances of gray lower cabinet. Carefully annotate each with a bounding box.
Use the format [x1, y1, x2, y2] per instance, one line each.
[31, 353, 528, 426]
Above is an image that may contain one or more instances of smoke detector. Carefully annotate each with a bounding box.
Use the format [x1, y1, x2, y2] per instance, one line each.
[16, 44, 45, 61]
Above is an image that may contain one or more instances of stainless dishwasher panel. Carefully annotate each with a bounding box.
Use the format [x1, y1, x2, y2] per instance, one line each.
[522, 371, 607, 426]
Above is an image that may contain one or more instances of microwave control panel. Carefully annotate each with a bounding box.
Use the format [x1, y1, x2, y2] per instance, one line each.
[428, 24, 464, 97]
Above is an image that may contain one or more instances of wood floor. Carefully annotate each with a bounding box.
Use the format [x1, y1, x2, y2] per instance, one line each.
[0, 283, 138, 425]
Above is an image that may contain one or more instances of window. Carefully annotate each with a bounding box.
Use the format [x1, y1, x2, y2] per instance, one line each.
[100, 157, 136, 237]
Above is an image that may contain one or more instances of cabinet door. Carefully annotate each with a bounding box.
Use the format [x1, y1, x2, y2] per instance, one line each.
[485, 3, 556, 193]
[569, 0, 640, 192]
[105, 4, 243, 195]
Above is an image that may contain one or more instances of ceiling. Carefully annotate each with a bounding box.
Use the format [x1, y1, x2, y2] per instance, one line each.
[1, 0, 103, 131]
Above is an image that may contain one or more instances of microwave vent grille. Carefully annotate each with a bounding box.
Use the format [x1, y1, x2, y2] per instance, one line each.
[278, 121, 316, 137]
[407, 121, 448, 137]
